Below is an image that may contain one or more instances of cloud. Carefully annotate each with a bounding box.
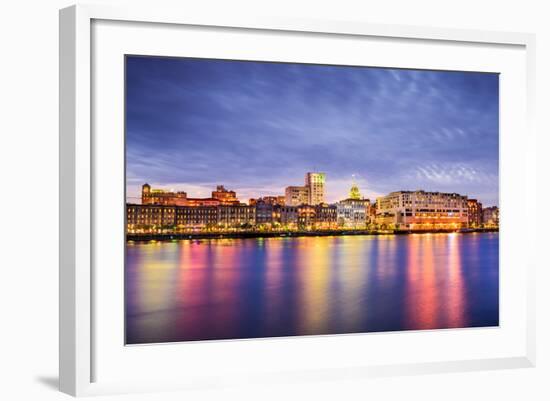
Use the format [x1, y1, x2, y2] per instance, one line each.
[125, 57, 499, 206]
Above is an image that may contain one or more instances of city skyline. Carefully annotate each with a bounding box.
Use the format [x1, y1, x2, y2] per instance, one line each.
[131, 177, 495, 208]
[126, 56, 499, 206]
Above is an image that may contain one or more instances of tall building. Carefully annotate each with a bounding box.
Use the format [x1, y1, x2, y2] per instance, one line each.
[305, 172, 326, 205]
[285, 186, 309, 206]
[375, 190, 468, 230]
[467, 199, 483, 227]
[285, 172, 326, 206]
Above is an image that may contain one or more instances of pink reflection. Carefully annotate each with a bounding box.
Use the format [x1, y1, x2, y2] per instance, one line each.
[174, 241, 210, 339]
[446, 234, 465, 327]
[174, 240, 241, 339]
[405, 235, 438, 329]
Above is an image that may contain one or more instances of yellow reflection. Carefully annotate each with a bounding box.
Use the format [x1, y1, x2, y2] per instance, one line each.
[176, 241, 210, 327]
[133, 243, 179, 318]
[296, 237, 331, 334]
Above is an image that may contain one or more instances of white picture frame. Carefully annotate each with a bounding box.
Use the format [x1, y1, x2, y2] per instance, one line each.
[59, 3, 536, 397]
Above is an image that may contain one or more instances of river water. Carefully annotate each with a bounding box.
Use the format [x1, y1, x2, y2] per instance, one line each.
[125, 232, 499, 344]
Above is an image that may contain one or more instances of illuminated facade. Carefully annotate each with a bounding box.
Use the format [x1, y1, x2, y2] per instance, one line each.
[176, 206, 218, 229]
[297, 204, 337, 229]
[255, 200, 275, 226]
[467, 199, 483, 227]
[284, 172, 325, 206]
[482, 206, 499, 227]
[278, 206, 299, 228]
[349, 183, 361, 200]
[217, 205, 256, 228]
[285, 186, 309, 206]
[185, 198, 220, 207]
[130, 181, 488, 234]
[253, 202, 300, 228]
[368, 201, 377, 221]
[336, 183, 370, 228]
[249, 196, 286, 206]
[337, 198, 370, 228]
[140, 183, 243, 207]
[128, 204, 256, 232]
[305, 172, 326, 205]
[141, 183, 188, 206]
[211, 185, 240, 205]
[127, 204, 176, 231]
[375, 190, 468, 230]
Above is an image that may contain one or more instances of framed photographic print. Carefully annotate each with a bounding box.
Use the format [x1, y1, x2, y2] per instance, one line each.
[60, 4, 536, 397]
[124, 55, 500, 345]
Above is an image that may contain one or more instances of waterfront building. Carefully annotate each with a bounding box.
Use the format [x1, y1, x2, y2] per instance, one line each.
[467, 199, 483, 227]
[141, 183, 188, 206]
[297, 204, 337, 229]
[336, 183, 370, 228]
[368, 201, 377, 222]
[127, 204, 176, 232]
[305, 172, 326, 205]
[285, 186, 309, 206]
[211, 185, 240, 205]
[127, 203, 255, 232]
[337, 198, 370, 228]
[482, 206, 499, 227]
[375, 190, 468, 230]
[176, 206, 218, 230]
[255, 200, 275, 226]
[217, 205, 256, 228]
[277, 205, 299, 229]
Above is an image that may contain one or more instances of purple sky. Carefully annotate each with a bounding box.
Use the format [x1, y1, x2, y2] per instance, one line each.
[126, 56, 499, 206]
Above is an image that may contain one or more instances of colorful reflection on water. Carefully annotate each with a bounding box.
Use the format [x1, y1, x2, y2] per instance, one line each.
[125, 233, 499, 344]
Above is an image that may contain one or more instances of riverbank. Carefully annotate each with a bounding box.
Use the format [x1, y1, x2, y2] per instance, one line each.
[126, 227, 498, 241]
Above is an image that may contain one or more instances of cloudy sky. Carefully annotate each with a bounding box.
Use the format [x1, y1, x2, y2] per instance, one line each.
[126, 55, 499, 206]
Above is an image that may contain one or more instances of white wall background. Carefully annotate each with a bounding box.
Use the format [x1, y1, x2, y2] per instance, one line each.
[0, 0, 547, 400]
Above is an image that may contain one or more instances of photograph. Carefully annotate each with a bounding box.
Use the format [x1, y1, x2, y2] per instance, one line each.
[124, 55, 499, 345]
